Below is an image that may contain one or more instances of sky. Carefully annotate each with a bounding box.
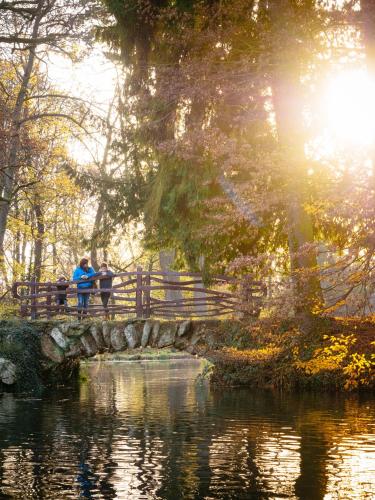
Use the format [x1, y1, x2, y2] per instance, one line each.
[48, 46, 119, 164]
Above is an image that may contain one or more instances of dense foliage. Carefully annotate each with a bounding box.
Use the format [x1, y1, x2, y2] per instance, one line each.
[0, 0, 374, 320]
[97, 0, 375, 317]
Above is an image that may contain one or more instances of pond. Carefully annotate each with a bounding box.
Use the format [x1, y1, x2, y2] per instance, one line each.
[0, 359, 374, 499]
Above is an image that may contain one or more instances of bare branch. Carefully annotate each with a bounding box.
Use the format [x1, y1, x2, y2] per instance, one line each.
[18, 112, 90, 134]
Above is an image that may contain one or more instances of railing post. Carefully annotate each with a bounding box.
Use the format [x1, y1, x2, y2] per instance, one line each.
[30, 280, 37, 320]
[136, 266, 143, 318]
[46, 282, 52, 319]
[144, 273, 151, 318]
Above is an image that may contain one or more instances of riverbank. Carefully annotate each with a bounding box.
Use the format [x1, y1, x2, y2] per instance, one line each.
[207, 316, 375, 391]
[0, 320, 79, 392]
[70, 316, 375, 392]
[0, 317, 373, 393]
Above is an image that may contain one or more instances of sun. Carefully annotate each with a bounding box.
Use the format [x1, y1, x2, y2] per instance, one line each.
[323, 69, 375, 148]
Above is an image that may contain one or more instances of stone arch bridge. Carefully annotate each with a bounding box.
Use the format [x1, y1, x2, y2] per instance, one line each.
[0, 319, 229, 387]
[42, 319, 216, 363]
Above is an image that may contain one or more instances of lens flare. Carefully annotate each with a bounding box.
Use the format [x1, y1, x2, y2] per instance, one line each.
[324, 70, 375, 148]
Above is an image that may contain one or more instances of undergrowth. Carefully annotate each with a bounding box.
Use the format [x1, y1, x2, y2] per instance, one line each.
[208, 316, 375, 391]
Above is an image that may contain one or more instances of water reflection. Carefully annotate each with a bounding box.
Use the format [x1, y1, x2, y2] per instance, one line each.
[0, 360, 374, 499]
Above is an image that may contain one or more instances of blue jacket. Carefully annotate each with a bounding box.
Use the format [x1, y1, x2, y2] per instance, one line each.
[73, 266, 96, 288]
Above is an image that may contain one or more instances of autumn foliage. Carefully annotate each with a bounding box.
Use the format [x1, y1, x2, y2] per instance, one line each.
[208, 317, 375, 391]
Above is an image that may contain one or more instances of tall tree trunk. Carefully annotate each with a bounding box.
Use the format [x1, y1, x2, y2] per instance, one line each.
[90, 96, 116, 270]
[0, 2, 43, 263]
[90, 197, 105, 271]
[52, 214, 57, 276]
[193, 255, 207, 315]
[21, 210, 29, 277]
[33, 197, 45, 282]
[360, 0, 375, 191]
[28, 242, 34, 281]
[159, 249, 183, 305]
[269, 0, 322, 317]
[12, 200, 21, 280]
[361, 0, 375, 77]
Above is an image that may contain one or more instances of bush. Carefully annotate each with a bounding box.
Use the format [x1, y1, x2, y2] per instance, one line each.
[208, 317, 375, 391]
[0, 320, 43, 392]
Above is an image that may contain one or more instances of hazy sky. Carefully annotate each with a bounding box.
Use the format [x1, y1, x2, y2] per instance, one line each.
[48, 46, 118, 164]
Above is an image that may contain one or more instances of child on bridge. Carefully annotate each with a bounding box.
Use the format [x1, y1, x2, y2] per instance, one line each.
[56, 276, 69, 312]
[96, 262, 114, 319]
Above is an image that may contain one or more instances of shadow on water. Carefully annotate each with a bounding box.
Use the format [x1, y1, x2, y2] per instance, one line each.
[0, 359, 374, 499]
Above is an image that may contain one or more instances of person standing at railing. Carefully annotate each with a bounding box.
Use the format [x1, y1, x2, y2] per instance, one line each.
[72, 258, 96, 318]
[56, 276, 69, 312]
[95, 262, 114, 320]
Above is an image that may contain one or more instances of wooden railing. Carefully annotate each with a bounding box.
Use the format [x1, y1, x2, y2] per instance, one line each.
[11, 268, 266, 320]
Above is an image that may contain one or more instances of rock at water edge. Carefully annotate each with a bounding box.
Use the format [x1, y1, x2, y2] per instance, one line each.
[0, 358, 17, 385]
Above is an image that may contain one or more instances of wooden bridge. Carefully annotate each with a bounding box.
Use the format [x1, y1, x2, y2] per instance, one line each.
[11, 268, 266, 320]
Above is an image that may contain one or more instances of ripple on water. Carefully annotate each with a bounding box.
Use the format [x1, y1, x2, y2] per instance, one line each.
[0, 360, 374, 499]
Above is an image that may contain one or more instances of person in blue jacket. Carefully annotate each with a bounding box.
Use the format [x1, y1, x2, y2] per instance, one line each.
[72, 258, 96, 317]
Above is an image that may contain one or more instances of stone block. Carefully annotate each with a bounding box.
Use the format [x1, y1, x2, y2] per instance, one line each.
[90, 324, 105, 350]
[41, 335, 65, 363]
[62, 321, 90, 337]
[157, 323, 177, 348]
[150, 321, 160, 346]
[141, 320, 153, 347]
[60, 320, 79, 334]
[177, 320, 192, 337]
[80, 333, 98, 357]
[102, 322, 111, 347]
[110, 327, 127, 351]
[174, 336, 189, 351]
[190, 329, 202, 346]
[124, 323, 141, 349]
[50, 327, 68, 350]
[65, 338, 83, 358]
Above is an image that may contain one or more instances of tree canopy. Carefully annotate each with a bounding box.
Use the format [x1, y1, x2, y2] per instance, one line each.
[0, 0, 374, 318]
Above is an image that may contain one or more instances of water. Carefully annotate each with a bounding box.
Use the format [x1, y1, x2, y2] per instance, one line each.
[0, 360, 374, 500]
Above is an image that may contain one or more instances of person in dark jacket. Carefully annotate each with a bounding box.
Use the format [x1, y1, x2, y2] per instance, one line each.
[96, 262, 114, 319]
[56, 276, 69, 312]
[72, 258, 96, 318]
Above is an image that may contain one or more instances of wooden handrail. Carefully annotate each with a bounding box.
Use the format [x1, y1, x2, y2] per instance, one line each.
[12, 268, 265, 320]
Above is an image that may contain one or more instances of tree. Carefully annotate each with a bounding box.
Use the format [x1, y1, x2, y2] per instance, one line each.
[97, 1, 323, 311]
[0, 0, 96, 268]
